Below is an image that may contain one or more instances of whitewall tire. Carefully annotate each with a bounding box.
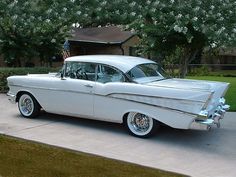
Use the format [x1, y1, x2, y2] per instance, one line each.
[18, 93, 40, 118]
[125, 112, 159, 138]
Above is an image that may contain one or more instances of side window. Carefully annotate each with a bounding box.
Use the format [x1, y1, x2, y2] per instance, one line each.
[97, 64, 125, 83]
[65, 62, 96, 81]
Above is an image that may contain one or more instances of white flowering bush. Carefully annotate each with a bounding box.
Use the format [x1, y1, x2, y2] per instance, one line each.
[0, 0, 78, 66]
[0, 0, 235, 75]
[78, 0, 236, 77]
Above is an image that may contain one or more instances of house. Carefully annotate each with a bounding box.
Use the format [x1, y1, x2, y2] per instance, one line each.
[0, 26, 140, 67]
[202, 47, 236, 70]
[218, 48, 236, 68]
[67, 26, 140, 56]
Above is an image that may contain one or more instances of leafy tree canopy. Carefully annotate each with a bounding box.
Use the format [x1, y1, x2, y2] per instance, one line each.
[0, 0, 235, 74]
[77, 0, 236, 77]
[0, 0, 77, 66]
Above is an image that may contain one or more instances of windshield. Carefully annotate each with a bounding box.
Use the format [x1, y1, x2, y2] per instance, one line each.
[126, 63, 168, 83]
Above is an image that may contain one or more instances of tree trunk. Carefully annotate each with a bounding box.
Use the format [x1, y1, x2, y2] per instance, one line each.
[16, 57, 22, 67]
[179, 49, 199, 78]
[179, 53, 189, 78]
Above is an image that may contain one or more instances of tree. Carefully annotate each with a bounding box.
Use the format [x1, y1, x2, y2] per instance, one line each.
[0, 0, 78, 66]
[0, 0, 235, 73]
[77, 0, 236, 77]
[126, 0, 236, 77]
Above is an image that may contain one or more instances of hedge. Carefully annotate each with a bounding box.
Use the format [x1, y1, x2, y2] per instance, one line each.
[0, 67, 59, 93]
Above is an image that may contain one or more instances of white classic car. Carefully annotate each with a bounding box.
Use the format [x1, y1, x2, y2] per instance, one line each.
[7, 55, 230, 137]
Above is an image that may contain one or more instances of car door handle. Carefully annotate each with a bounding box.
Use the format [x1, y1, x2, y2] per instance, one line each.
[84, 84, 93, 88]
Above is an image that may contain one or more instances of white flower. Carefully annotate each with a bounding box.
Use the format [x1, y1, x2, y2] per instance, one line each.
[182, 27, 188, 34]
[138, 15, 143, 19]
[176, 14, 182, 19]
[130, 12, 136, 16]
[194, 6, 200, 11]
[131, 28, 135, 33]
[193, 17, 198, 21]
[101, 1, 107, 6]
[76, 11, 81, 15]
[115, 10, 120, 15]
[47, 9, 52, 14]
[210, 5, 215, 10]
[233, 28, 236, 33]
[210, 42, 217, 48]
[174, 25, 181, 32]
[45, 19, 50, 23]
[51, 39, 56, 43]
[170, 0, 174, 3]
[154, 1, 160, 6]
[219, 17, 224, 21]
[12, 15, 18, 20]
[129, 2, 136, 7]
[151, 8, 156, 13]
[63, 7, 67, 12]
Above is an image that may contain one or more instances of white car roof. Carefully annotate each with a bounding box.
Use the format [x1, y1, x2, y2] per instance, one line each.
[65, 55, 156, 73]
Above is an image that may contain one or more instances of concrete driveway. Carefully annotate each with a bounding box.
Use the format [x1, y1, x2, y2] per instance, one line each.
[0, 93, 236, 177]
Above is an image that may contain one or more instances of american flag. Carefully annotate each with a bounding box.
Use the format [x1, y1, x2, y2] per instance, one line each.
[62, 40, 70, 60]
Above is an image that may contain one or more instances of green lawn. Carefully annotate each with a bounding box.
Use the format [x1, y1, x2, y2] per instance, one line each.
[187, 76, 236, 111]
[0, 135, 185, 177]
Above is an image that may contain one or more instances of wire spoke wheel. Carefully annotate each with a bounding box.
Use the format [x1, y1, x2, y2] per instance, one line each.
[126, 112, 158, 137]
[18, 93, 40, 118]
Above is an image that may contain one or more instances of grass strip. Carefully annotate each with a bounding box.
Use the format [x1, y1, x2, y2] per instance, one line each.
[0, 135, 186, 177]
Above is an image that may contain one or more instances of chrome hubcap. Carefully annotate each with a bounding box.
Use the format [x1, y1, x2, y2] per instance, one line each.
[19, 95, 33, 115]
[131, 113, 150, 133]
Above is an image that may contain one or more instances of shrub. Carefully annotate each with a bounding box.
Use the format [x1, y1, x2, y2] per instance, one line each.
[0, 67, 60, 93]
[188, 66, 210, 76]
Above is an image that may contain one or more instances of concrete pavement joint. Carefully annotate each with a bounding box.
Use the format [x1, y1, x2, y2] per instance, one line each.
[5, 121, 59, 135]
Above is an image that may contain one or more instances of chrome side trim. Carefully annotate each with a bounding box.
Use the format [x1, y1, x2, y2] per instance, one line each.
[105, 95, 197, 116]
[10, 84, 90, 95]
[107, 92, 206, 103]
[10, 84, 201, 116]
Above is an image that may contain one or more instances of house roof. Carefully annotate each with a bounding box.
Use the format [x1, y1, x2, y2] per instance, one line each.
[69, 26, 135, 44]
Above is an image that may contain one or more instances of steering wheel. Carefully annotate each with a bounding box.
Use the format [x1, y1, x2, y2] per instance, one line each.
[76, 69, 88, 80]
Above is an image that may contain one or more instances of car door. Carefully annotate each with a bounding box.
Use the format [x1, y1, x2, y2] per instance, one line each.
[43, 62, 96, 118]
[94, 64, 126, 122]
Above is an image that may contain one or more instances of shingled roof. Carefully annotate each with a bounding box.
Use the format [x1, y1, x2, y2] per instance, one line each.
[69, 26, 135, 44]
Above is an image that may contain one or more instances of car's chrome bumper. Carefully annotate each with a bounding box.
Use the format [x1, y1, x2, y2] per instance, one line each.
[190, 98, 230, 131]
[7, 92, 16, 104]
